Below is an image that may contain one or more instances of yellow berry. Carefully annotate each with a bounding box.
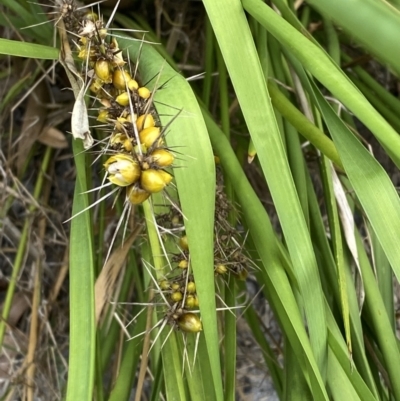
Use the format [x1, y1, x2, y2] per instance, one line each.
[84, 11, 98, 21]
[171, 292, 183, 303]
[215, 264, 227, 275]
[171, 282, 180, 291]
[141, 169, 172, 193]
[128, 79, 139, 91]
[139, 126, 162, 148]
[159, 280, 170, 290]
[138, 86, 151, 99]
[136, 114, 155, 131]
[177, 313, 202, 333]
[184, 295, 196, 309]
[94, 60, 112, 82]
[179, 236, 188, 251]
[127, 185, 151, 205]
[150, 149, 174, 167]
[186, 282, 196, 294]
[97, 110, 109, 123]
[104, 154, 141, 187]
[112, 69, 132, 90]
[178, 259, 188, 269]
[116, 92, 130, 106]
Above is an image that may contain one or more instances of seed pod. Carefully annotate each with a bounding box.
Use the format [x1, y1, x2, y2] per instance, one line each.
[150, 149, 174, 167]
[139, 126, 161, 148]
[171, 291, 183, 303]
[128, 79, 139, 91]
[84, 11, 98, 21]
[113, 69, 132, 90]
[178, 260, 188, 269]
[104, 154, 141, 187]
[184, 295, 197, 309]
[177, 313, 202, 333]
[215, 264, 227, 275]
[141, 169, 172, 193]
[95, 60, 112, 82]
[186, 282, 196, 294]
[136, 114, 155, 131]
[138, 86, 151, 99]
[116, 92, 130, 106]
[159, 280, 170, 290]
[179, 236, 189, 251]
[127, 185, 151, 204]
[89, 79, 103, 94]
[97, 110, 109, 123]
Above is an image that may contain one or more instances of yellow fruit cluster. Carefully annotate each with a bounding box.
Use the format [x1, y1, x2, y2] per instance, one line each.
[156, 233, 202, 333]
[60, 4, 251, 337]
[67, 10, 175, 205]
[60, 4, 193, 333]
[154, 171, 252, 317]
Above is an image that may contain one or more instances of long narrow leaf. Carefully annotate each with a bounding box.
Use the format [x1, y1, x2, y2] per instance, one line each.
[203, 0, 328, 377]
[243, 0, 400, 168]
[119, 38, 222, 400]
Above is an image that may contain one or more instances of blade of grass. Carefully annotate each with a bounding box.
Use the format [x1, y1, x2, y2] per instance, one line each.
[119, 38, 222, 400]
[66, 139, 96, 401]
[203, 0, 328, 378]
[267, 84, 343, 169]
[306, 0, 400, 76]
[0, 147, 52, 349]
[243, 0, 400, 168]
[319, 157, 351, 355]
[355, 230, 400, 399]
[204, 107, 329, 400]
[327, 325, 378, 401]
[307, 174, 380, 398]
[309, 81, 400, 292]
[281, 48, 400, 311]
[108, 310, 149, 401]
[0, 38, 58, 59]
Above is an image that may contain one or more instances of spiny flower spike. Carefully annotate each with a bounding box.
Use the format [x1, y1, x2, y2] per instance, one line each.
[56, 0, 178, 220]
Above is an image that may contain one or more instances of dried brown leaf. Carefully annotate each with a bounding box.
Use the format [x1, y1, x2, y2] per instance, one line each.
[38, 126, 68, 149]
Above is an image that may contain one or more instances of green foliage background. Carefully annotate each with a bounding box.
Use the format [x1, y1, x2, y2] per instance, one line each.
[1, 0, 400, 400]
